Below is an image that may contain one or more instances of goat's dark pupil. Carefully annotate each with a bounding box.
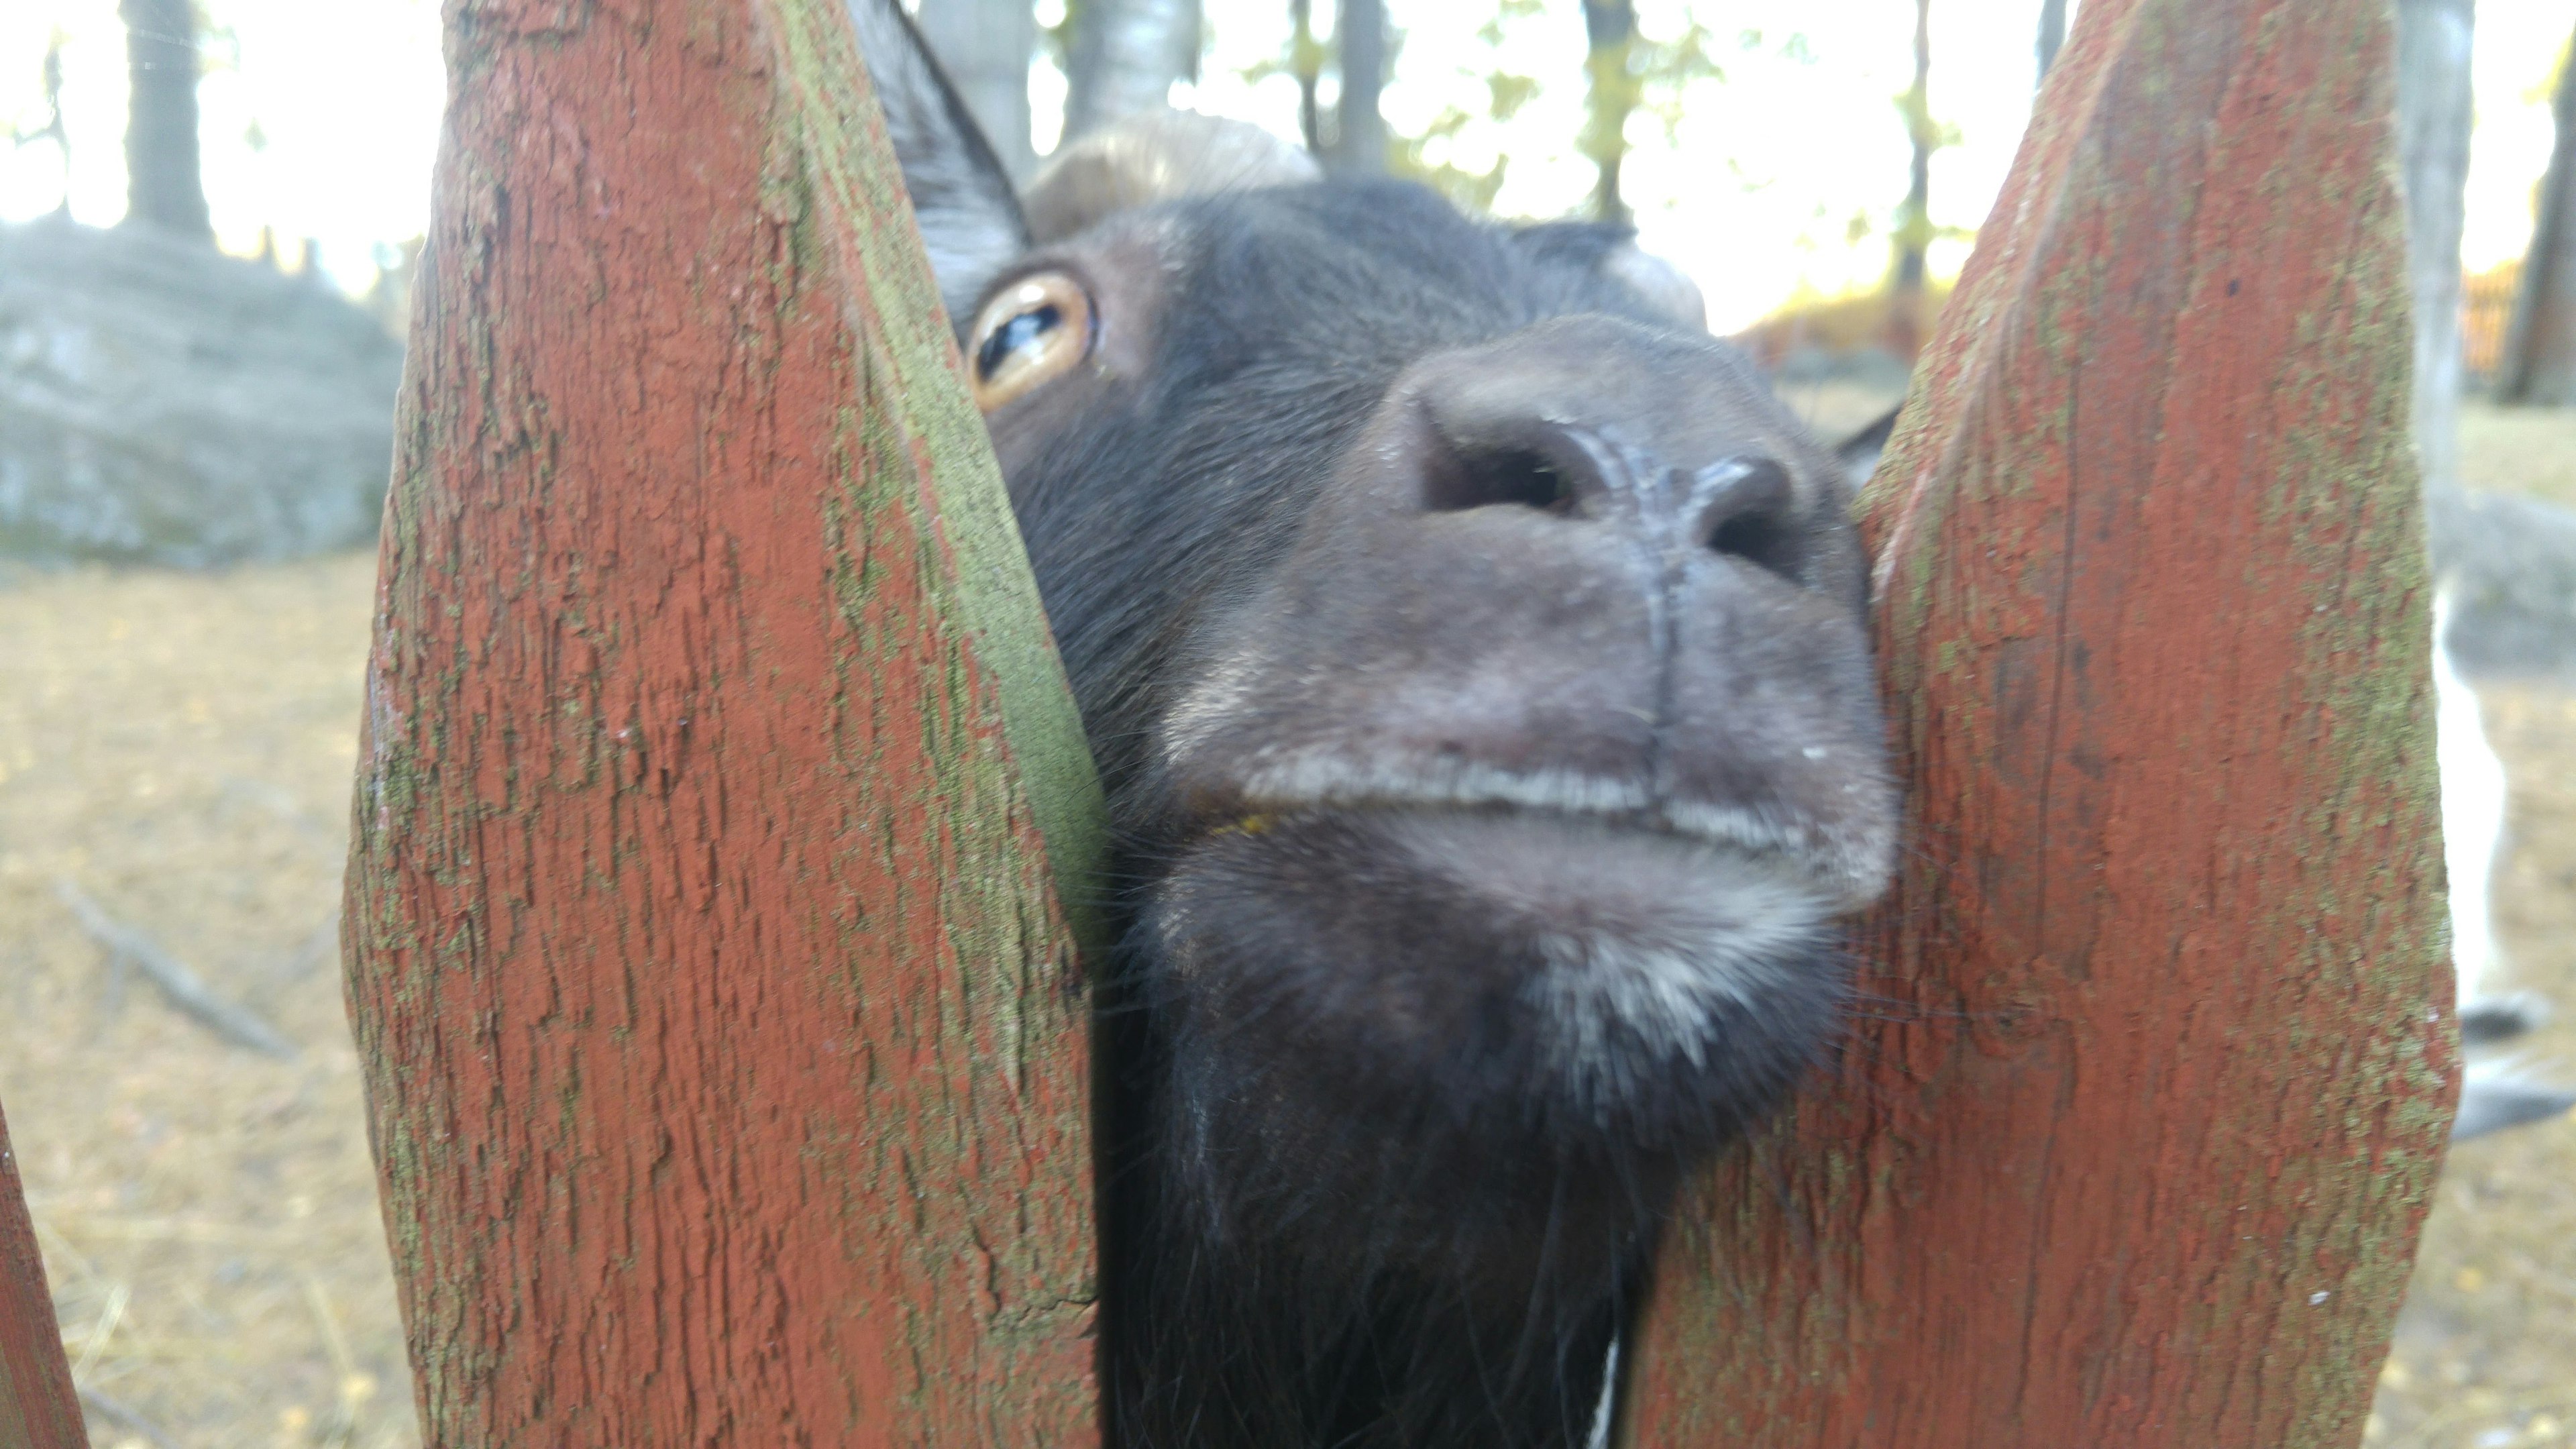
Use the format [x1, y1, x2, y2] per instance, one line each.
[977, 304, 1061, 380]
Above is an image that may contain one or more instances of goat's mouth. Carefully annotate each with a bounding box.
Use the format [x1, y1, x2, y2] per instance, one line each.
[1173, 753, 1890, 912]
[1144, 798, 1854, 1162]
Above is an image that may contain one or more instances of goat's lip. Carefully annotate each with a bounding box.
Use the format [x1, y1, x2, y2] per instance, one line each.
[1176, 755, 1892, 910]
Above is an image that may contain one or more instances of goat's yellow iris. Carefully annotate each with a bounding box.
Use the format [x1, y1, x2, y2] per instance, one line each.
[967, 272, 1095, 412]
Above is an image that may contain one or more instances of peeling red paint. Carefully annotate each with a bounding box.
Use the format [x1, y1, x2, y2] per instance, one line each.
[1627, 0, 2453, 1443]
[0, 1100, 85, 1449]
[341, 0, 1099, 1443]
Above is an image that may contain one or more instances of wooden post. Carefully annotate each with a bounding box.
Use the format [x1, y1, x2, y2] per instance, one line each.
[341, 0, 1107, 1442]
[1627, 0, 2453, 1443]
[0, 1099, 84, 1449]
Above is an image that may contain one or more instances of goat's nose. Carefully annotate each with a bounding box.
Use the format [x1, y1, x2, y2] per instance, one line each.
[1682, 454, 1798, 571]
[1401, 319, 1811, 584]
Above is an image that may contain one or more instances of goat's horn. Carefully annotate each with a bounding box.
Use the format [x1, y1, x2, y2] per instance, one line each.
[1022, 111, 1322, 243]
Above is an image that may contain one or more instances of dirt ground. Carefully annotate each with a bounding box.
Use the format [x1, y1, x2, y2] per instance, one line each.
[2461, 401, 2576, 510]
[1, 413, 2573, 1446]
[0, 553, 413, 1449]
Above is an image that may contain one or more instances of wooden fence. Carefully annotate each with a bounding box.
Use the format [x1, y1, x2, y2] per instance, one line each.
[0, 0, 2451, 1442]
[2465, 262, 2522, 385]
[1, 1103, 83, 1449]
[1626, 2, 2451, 1440]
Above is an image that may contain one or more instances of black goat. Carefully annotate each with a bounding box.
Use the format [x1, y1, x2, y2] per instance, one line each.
[853, 7, 1902, 1444]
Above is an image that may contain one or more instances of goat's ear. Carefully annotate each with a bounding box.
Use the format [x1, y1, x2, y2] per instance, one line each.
[1513, 222, 1708, 333]
[1833, 402, 1903, 480]
[1601, 246, 1707, 332]
[1022, 111, 1321, 241]
[847, 0, 1030, 323]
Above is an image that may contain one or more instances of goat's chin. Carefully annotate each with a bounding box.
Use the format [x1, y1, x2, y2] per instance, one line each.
[1137, 807, 1847, 1279]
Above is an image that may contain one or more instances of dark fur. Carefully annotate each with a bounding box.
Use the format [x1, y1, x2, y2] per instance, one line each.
[854, 8, 1900, 1442]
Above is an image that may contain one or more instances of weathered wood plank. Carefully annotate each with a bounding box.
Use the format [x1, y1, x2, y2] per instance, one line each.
[0, 1099, 84, 1449]
[341, 0, 1106, 1442]
[1627, 0, 2453, 1442]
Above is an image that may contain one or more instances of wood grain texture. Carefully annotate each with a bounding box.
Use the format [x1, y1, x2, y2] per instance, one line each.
[0, 1099, 83, 1449]
[341, 0, 1106, 1442]
[1626, 0, 2454, 1443]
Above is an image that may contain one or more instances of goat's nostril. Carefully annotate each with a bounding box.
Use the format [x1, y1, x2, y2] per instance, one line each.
[1423, 445, 1582, 517]
[1710, 512, 1788, 562]
[1693, 457, 1801, 578]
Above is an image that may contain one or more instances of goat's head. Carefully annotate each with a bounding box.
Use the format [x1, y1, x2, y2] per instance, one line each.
[857, 1, 1896, 1295]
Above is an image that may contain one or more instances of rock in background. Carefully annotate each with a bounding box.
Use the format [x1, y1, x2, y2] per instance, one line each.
[0, 217, 402, 568]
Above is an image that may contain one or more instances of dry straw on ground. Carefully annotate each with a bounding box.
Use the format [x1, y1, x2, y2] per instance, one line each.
[1, 553, 414, 1449]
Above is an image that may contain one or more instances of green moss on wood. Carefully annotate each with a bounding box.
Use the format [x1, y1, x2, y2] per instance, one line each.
[1631, 0, 2453, 1441]
[769, 0, 1110, 953]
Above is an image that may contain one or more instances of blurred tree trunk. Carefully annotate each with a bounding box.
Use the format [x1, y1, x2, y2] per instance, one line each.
[2037, 0, 2067, 82]
[2396, 0, 2477, 531]
[1065, 0, 1199, 140]
[916, 0, 1038, 180]
[2501, 25, 2576, 407]
[1889, 0, 1934, 356]
[2402, 4, 2576, 688]
[1328, 0, 1386, 174]
[1289, 0, 1323, 154]
[119, 0, 209, 239]
[11, 38, 73, 214]
[1579, 0, 1638, 225]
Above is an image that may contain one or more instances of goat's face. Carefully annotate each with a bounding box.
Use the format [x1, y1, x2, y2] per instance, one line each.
[981, 184, 1894, 1280]
[858, 1, 1895, 1307]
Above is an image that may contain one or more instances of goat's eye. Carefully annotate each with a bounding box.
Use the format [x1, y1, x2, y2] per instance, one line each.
[967, 272, 1094, 411]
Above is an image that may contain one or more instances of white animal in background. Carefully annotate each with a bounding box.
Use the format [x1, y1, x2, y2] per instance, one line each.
[2435, 591, 2576, 1141]
[2438, 591, 2508, 1004]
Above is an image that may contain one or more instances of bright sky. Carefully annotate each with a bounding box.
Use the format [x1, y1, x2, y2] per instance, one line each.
[0, 0, 2564, 333]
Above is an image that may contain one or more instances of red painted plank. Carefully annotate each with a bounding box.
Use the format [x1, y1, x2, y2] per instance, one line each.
[341, 0, 1105, 1442]
[0, 1100, 84, 1449]
[1627, 0, 2453, 1443]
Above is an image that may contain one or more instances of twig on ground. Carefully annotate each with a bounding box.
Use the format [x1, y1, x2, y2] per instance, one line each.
[99, 938, 128, 1020]
[54, 879, 299, 1059]
[78, 1384, 182, 1449]
[71, 1281, 129, 1383]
